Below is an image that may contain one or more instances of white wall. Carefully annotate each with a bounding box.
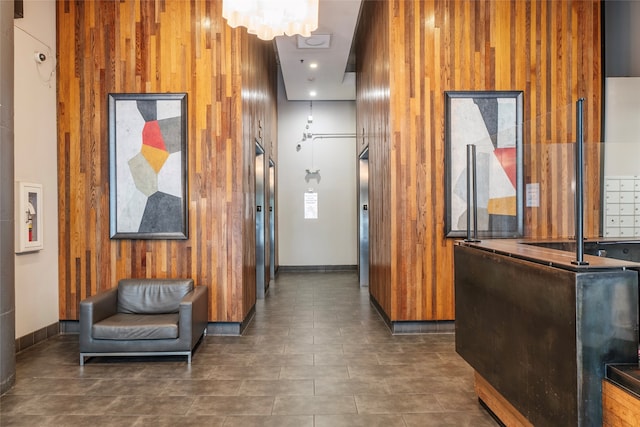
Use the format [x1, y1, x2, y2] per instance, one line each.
[277, 76, 357, 266]
[13, 0, 59, 338]
[604, 77, 640, 177]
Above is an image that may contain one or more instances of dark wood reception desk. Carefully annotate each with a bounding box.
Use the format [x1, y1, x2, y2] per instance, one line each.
[454, 240, 640, 426]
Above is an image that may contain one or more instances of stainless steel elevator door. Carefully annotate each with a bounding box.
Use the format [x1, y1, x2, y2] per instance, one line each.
[268, 159, 276, 283]
[358, 148, 369, 287]
[255, 141, 266, 299]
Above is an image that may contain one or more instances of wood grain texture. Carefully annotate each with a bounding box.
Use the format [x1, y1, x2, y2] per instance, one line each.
[356, 0, 602, 321]
[603, 380, 640, 427]
[355, 0, 392, 323]
[56, 0, 277, 322]
[475, 372, 534, 427]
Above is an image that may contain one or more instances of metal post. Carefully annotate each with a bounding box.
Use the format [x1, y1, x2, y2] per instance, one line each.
[465, 144, 480, 242]
[572, 98, 588, 266]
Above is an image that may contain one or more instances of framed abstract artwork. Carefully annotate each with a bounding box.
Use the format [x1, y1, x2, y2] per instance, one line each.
[109, 93, 188, 239]
[444, 91, 523, 238]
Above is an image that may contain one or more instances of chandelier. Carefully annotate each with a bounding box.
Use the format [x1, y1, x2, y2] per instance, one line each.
[222, 0, 319, 41]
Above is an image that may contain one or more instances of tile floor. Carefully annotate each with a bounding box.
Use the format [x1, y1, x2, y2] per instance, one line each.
[1, 271, 498, 426]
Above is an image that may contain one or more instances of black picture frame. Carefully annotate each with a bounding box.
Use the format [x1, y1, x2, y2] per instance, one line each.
[109, 93, 188, 239]
[444, 90, 524, 238]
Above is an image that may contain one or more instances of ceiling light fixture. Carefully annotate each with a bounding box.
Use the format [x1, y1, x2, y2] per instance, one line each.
[309, 62, 318, 69]
[309, 90, 317, 97]
[222, 0, 319, 41]
[297, 34, 331, 49]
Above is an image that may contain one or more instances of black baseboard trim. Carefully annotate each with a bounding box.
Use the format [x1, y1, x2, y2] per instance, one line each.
[15, 322, 60, 353]
[278, 265, 357, 273]
[369, 294, 455, 335]
[207, 305, 255, 336]
[60, 320, 79, 334]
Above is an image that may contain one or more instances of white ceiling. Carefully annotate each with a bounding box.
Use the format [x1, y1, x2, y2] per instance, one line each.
[275, 0, 363, 101]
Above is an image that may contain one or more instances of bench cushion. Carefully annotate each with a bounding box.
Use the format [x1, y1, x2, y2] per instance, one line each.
[117, 279, 193, 314]
[92, 313, 180, 340]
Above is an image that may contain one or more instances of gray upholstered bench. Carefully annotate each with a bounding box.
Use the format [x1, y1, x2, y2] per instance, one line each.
[79, 278, 208, 365]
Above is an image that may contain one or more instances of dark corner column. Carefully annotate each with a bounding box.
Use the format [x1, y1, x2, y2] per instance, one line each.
[0, 0, 15, 394]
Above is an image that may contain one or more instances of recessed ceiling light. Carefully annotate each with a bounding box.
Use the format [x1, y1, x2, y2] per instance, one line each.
[309, 62, 318, 69]
[297, 34, 331, 49]
[309, 91, 317, 97]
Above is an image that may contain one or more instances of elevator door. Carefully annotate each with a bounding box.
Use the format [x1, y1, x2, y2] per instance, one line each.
[255, 141, 266, 299]
[268, 159, 276, 283]
[358, 148, 369, 287]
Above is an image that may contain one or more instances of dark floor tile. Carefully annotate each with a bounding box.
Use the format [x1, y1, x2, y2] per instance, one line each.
[313, 334, 370, 345]
[86, 378, 173, 396]
[134, 415, 225, 427]
[192, 352, 255, 366]
[207, 365, 281, 380]
[135, 363, 214, 380]
[106, 395, 195, 416]
[5, 378, 99, 396]
[253, 335, 315, 346]
[313, 353, 380, 366]
[435, 390, 487, 412]
[385, 376, 468, 395]
[403, 412, 498, 426]
[157, 379, 242, 396]
[257, 353, 314, 366]
[280, 365, 349, 380]
[348, 364, 427, 379]
[355, 393, 443, 414]
[288, 327, 342, 337]
[222, 415, 313, 427]
[51, 415, 142, 427]
[283, 343, 344, 354]
[2, 395, 117, 416]
[314, 414, 406, 427]
[0, 415, 55, 427]
[237, 379, 314, 396]
[188, 396, 274, 415]
[314, 378, 388, 395]
[272, 395, 357, 415]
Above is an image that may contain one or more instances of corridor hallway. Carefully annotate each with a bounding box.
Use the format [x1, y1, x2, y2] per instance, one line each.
[1, 271, 497, 426]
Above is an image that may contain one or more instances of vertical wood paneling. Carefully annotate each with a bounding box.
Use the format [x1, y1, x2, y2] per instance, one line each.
[356, 0, 392, 318]
[57, 0, 277, 322]
[356, 0, 602, 321]
[241, 33, 278, 314]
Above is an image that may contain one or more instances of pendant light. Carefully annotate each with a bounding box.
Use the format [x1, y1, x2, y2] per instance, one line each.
[222, 0, 319, 41]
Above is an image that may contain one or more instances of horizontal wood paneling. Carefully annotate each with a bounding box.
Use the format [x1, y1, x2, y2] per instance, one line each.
[356, 0, 602, 321]
[57, 0, 277, 322]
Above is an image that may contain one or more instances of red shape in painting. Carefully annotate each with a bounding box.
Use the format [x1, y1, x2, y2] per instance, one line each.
[494, 148, 516, 188]
[142, 121, 166, 151]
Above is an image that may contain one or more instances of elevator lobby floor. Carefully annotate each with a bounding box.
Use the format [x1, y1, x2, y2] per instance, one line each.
[1, 271, 497, 426]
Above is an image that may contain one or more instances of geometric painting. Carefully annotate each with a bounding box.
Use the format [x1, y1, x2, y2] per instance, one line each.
[444, 91, 523, 238]
[109, 93, 188, 239]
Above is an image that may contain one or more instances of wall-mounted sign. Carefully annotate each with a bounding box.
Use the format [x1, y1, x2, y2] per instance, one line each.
[526, 183, 540, 208]
[304, 191, 318, 219]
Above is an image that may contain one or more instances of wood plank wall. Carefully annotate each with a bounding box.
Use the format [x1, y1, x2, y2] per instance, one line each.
[355, 0, 392, 321]
[241, 30, 279, 313]
[356, 0, 602, 321]
[56, 0, 277, 322]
